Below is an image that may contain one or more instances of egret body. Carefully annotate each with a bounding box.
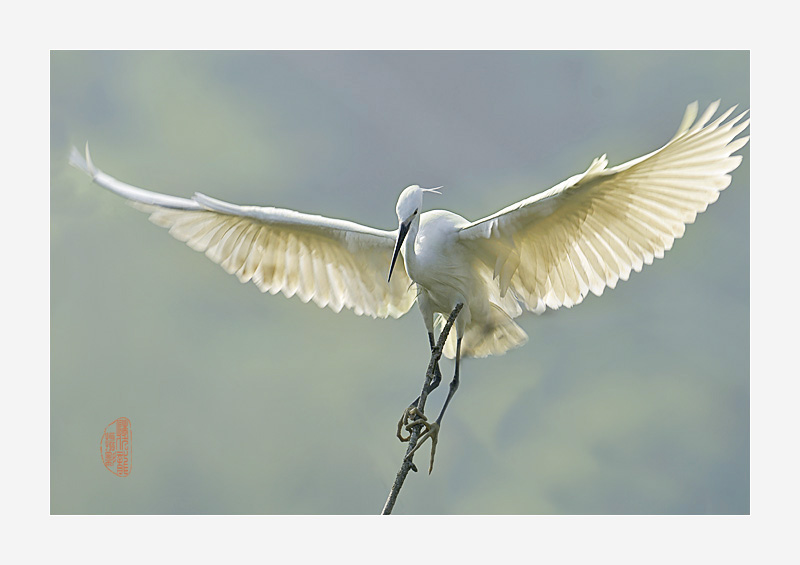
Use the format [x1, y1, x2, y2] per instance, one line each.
[70, 101, 749, 471]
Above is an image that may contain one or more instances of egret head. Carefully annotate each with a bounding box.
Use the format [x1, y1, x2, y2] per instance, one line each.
[388, 185, 442, 282]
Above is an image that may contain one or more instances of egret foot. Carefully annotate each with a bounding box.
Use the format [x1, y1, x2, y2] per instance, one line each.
[396, 404, 417, 442]
[403, 407, 441, 474]
[397, 404, 427, 442]
[396, 346, 442, 442]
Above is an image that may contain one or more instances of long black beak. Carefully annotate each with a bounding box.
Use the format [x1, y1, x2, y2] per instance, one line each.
[388, 220, 410, 283]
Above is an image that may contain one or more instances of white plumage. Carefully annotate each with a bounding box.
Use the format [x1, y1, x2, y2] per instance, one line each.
[70, 146, 417, 320]
[70, 100, 748, 362]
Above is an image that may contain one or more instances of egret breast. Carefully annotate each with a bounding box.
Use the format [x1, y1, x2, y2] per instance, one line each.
[404, 210, 474, 312]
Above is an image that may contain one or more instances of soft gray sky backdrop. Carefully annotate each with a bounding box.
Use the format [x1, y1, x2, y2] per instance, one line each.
[51, 51, 749, 514]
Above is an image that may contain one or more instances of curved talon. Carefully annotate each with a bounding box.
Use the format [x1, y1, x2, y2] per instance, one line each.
[397, 408, 411, 442]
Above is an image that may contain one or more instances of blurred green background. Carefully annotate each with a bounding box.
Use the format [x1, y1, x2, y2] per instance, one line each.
[51, 51, 749, 514]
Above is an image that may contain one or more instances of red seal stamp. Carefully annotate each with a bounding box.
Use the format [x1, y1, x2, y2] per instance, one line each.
[101, 417, 132, 477]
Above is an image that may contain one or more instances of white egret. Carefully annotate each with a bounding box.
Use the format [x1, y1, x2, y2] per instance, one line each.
[70, 100, 749, 471]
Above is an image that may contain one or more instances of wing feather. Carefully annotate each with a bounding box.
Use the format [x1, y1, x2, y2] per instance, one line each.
[459, 101, 749, 313]
[70, 145, 416, 319]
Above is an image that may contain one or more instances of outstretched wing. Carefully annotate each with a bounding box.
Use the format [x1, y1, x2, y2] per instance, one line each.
[70, 145, 416, 318]
[458, 101, 749, 313]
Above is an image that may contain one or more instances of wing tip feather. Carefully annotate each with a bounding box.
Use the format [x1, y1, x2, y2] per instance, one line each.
[69, 142, 99, 178]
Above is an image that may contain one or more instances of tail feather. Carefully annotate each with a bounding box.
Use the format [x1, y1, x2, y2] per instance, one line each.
[438, 303, 528, 359]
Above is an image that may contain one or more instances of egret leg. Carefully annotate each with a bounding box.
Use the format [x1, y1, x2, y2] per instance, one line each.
[435, 336, 461, 426]
[406, 337, 462, 473]
[397, 332, 442, 442]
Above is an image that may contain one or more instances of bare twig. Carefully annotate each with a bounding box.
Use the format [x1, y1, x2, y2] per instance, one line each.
[381, 303, 463, 515]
